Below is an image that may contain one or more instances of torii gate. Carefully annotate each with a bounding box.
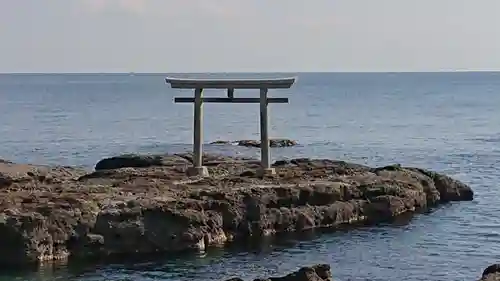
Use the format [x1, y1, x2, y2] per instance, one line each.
[165, 76, 296, 177]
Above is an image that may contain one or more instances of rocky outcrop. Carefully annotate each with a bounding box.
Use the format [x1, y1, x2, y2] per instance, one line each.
[210, 139, 298, 148]
[224, 264, 332, 281]
[228, 263, 500, 281]
[223, 264, 500, 281]
[0, 153, 474, 267]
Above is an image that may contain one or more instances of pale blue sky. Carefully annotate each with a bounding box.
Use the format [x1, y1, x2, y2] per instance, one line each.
[1, 0, 500, 73]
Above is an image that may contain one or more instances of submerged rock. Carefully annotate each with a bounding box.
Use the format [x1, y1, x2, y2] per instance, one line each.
[210, 139, 298, 148]
[0, 153, 474, 267]
[224, 264, 332, 281]
[227, 263, 500, 281]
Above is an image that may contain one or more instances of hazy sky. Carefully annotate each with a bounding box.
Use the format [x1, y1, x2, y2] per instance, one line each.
[1, 0, 500, 72]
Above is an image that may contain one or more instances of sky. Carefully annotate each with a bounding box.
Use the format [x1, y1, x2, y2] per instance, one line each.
[1, 0, 500, 73]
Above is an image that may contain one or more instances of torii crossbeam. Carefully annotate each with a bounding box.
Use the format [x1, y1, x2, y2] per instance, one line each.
[166, 76, 297, 177]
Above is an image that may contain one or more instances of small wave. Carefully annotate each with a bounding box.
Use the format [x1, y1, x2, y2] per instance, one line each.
[66, 80, 130, 84]
[467, 136, 500, 143]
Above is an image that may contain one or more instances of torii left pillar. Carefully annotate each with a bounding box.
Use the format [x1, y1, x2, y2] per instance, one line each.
[190, 87, 208, 177]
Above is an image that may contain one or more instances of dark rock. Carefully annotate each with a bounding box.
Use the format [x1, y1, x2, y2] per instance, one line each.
[223, 264, 332, 281]
[210, 139, 298, 148]
[95, 154, 162, 170]
[0, 154, 474, 267]
[94, 154, 191, 170]
[238, 139, 298, 148]
[371, 164, 402, 173]
[481, 264, 500, 281]
[94, 153, 258, 171]
[268, 264, 332, 281]
[236, 140, 260, 147]
[211, 140, 232, 145]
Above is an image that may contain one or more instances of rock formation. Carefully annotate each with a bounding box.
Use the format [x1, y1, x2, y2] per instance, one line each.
[0, 153, 473, 267]
[226, 263, 500, 281]
[224, 264, 332, 281]
[210, 139, 298, 147]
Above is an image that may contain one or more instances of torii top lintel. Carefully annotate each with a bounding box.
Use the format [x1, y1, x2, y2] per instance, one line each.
[165, 77, 297, 89]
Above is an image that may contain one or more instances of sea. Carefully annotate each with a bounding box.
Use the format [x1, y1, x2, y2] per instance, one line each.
[1, 72, 499, 281]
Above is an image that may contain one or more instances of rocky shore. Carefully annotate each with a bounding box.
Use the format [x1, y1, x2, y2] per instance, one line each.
[224, 263, 500, 281]
[0, 152, 473, 267]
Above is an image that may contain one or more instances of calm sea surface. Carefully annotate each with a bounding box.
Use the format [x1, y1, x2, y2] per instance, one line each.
[1, 72, 500, 281]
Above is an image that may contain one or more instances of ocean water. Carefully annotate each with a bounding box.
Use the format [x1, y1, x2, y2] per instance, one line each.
[1, 72, 500, 281]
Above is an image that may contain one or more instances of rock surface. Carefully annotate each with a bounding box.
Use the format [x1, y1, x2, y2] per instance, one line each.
[0, 153, 473, 267]
[210, 139, 298, 148]
[224, 264, 332, 281]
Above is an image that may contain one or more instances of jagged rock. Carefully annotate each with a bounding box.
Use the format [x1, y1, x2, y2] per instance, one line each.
[0, 153, 474, 267]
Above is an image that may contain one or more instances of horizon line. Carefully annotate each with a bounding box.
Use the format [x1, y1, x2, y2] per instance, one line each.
[1, 70, 500, 75]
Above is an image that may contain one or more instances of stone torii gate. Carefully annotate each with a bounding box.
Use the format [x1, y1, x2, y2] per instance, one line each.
[165, 76, 296, 177]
